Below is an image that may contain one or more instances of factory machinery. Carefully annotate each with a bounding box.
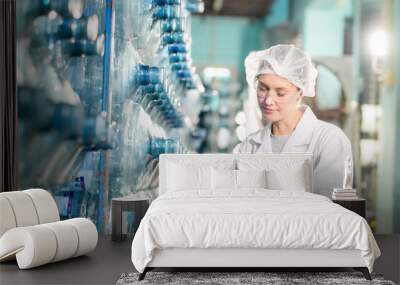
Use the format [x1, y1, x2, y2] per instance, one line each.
[16, 0, 205, 232]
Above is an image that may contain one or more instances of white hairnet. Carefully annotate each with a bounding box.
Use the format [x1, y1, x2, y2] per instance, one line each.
[245, 44, 318, 97]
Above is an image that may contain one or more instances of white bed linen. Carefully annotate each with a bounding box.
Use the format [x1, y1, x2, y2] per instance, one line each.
[131, 190, 380, 273]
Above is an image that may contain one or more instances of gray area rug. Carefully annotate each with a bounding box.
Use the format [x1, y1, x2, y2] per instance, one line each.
[116, 271, 396, 285]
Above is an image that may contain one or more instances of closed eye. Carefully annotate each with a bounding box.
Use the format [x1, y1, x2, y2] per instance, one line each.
[257, 85, 268, 92]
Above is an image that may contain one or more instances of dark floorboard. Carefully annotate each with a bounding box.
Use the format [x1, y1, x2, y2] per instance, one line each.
[0, 234, 399, 285]
[374, 234, 400, 284]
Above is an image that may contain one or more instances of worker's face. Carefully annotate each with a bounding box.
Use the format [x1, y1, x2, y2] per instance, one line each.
[256, 74, 302, 122]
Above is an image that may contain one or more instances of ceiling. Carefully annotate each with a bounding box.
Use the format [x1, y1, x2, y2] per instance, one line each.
[201, 0, 275, 18]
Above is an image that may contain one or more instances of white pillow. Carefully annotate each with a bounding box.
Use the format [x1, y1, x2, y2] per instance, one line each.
[167, 162, 211, 191]
[237, 158, 309, 191]
[266, 168, 306, 191]
[236, 169, 267, 189]
[211, 168, 236, 191]
[211, 168, 268, 191]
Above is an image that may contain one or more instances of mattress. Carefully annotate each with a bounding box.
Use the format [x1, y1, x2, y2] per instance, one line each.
[131, 189, 380, 273]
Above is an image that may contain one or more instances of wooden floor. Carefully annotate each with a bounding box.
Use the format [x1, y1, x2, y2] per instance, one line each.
[0, 235, 399, 285]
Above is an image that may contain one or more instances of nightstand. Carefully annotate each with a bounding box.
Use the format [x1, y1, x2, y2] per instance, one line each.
[332, 198, 366, 218]
[111, 192, 154, 242]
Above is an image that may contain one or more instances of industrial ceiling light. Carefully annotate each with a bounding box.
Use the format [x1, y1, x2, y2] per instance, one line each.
[368, 29, 388, 57]
[368, 28, 389, 74]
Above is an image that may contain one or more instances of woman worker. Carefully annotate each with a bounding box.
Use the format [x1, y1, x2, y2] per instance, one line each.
[233, 44, 353, 198]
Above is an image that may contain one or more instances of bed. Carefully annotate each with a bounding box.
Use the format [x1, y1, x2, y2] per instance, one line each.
[131, 154, 380, 281]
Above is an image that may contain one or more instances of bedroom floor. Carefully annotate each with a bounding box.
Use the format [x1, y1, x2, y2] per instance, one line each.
[0, 234, 399, 285]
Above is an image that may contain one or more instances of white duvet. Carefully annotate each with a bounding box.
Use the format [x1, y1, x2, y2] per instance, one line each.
[131, 190, 380, 273]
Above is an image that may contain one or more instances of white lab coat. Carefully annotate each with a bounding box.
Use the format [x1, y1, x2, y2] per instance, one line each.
[233, 105, 353, 197]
